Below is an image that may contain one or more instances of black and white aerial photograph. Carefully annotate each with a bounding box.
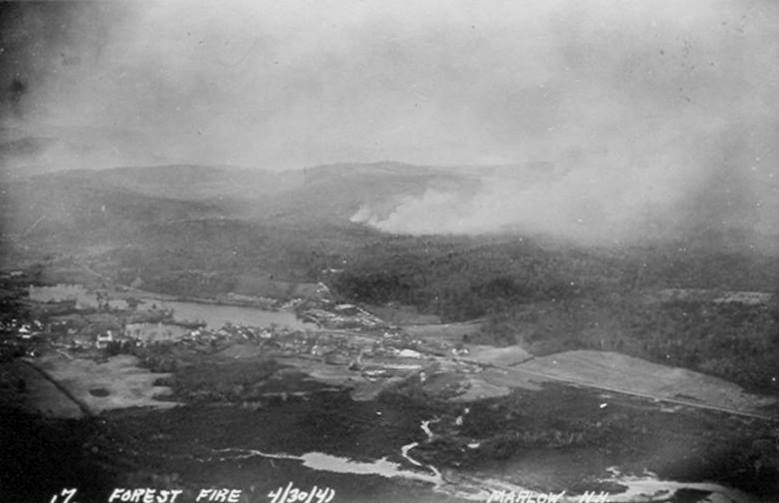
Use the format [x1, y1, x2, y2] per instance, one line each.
[1, 1, 778, 502]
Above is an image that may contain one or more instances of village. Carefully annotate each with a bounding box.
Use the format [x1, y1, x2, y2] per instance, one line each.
[0, 272, 483, 407]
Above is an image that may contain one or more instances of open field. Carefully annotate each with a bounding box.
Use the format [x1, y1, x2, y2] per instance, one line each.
[519, 351, 776, 414]
[28, 354, 177, 415]
[474, 350, 777, 420]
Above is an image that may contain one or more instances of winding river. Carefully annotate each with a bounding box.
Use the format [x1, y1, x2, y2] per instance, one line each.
[195, 417, 751, 503]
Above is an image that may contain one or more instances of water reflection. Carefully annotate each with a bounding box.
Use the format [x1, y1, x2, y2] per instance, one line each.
[28, 284, 315, 331]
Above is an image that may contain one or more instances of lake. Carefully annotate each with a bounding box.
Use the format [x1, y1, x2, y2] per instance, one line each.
[28, 284, 316, 331]
[153, 300, 315, 331]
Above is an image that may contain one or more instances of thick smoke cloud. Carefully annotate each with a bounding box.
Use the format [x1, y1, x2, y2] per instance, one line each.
[1, 0, 778, 245]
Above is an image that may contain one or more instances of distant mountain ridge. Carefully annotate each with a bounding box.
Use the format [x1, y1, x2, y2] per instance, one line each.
[2, 161, 777, 264]
[0, 161, 476, 245]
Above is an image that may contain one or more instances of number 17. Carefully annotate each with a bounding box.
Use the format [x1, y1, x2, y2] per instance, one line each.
[50, 488, 77, 503]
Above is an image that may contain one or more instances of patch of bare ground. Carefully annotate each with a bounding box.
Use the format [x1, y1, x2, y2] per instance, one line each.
[29, 354, 178, 415]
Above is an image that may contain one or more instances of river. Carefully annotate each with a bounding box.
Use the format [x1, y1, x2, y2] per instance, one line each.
[98, 387, 758, 503]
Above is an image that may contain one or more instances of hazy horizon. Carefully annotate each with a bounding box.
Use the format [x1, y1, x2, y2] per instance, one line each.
[1, 0, 777, 245]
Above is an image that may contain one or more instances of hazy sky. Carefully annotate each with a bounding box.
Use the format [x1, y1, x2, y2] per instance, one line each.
[2, 0, 777, 242]
[2, 0, 776, 167]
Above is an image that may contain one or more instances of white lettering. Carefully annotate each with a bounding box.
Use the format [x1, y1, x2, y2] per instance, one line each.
[197, 489, 215, 502]
[62, 489, 78, 503]
[548, 491, 566, 503]
[268, 482, 293, 503]
[577, 491, 609, 503]
[109, 489, 126, 503]
[303, 486, 318, 503]
[488, 490, 505, 503]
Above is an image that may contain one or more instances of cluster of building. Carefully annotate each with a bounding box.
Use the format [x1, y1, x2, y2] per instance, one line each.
[1, 318, 47, 356]
[0, 319, 44, 338]
[300, 303, 386, 329]
[4, 278, 468, 393]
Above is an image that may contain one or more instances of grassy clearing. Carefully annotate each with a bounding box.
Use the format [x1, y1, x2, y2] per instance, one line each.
[480, 294, 779, 394]
[33, 354, 178, 414]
